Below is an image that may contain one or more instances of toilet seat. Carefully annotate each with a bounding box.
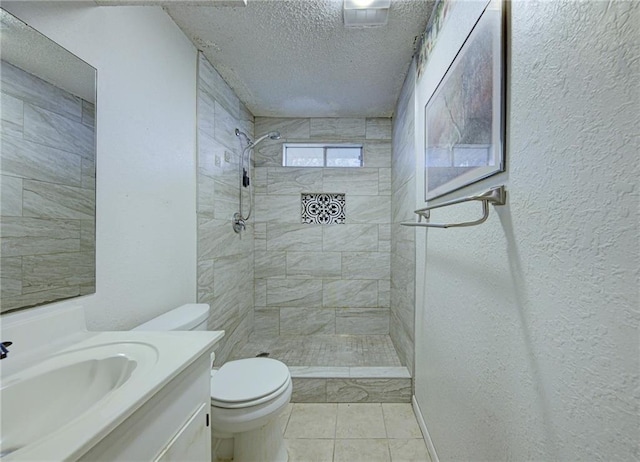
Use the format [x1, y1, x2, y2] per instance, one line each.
[210, 358, 291, 409]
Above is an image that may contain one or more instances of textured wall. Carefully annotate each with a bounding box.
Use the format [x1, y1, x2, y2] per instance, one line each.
[1, 61, 95, 312]
[390, 61, 417, 375]
[1, 4, 198, 330]
[414, 1, 639, 460]
[252, 117, 392, 338]
[197, 53, 255, 365]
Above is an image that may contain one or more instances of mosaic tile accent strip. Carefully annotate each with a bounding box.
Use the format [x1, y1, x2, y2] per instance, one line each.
[301, 193, 346, 224]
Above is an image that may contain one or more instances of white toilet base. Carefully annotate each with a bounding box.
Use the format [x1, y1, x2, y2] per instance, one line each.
[233, 419, 287, 462]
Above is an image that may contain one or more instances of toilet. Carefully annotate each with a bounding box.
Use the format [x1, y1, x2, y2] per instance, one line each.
[134, 304, 292, 462]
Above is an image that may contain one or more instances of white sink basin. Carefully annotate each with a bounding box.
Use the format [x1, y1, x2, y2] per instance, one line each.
[0, 342, 158, 458]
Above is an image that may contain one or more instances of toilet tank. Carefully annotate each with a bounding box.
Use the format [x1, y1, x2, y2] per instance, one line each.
[133, 304, 210, 331]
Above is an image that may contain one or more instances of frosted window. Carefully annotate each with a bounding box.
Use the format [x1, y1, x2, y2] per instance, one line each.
[284, 144, 363, 167]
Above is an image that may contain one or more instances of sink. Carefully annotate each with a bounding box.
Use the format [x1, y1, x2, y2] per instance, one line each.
[0, 342, 158, 458]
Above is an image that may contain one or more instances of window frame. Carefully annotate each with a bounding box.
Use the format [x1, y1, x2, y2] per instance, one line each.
[282, 143, 363, 167]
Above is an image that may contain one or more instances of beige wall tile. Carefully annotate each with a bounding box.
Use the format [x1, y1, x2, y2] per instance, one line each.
[287, 251, 342, 278]
[267, 279, 323, 307]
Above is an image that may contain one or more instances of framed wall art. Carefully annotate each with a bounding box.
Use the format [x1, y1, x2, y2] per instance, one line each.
[424, 0, 506, 201]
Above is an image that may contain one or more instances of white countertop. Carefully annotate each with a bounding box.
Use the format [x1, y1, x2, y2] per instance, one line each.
[0, 328, 224, 461]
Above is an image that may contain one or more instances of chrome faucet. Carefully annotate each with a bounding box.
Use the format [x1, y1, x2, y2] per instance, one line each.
[0, 341, 12, 359]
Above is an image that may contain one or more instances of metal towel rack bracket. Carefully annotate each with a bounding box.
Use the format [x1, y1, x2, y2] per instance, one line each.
[401, 186, 506, 229]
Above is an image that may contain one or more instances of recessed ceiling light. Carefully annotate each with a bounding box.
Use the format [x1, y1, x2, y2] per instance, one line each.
[344, 0, 391, 9]
[343, 0, 391, 27]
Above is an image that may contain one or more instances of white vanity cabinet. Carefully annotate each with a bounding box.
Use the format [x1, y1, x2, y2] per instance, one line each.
[79, 355, 212, 461]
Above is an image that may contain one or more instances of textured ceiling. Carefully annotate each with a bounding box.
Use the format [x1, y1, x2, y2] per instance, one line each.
[165, 0, 434, 117]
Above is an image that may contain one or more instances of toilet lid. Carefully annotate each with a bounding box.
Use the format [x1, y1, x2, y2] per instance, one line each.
[210, 358, 290, 404]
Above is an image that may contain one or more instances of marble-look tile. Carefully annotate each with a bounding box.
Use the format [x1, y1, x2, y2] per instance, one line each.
[379, 224, 392, 243]
[1, 286, 80, 312]
[0, 217, 81, 257]
[1, 92, 23, 136]
[309, 118, 366, 139]
[256, 117, 310, 140]
[322, 224, 378, 252]
[1, 257, 22, 297]
[347, 195, 391, 224]
[255, 195, 301, 223]
[254, 278, 267, 307]
[198, 217, 238, 259]
[389, 439, 430, 461]
[323, 280, 378, 307]
[334, 439, 390, 462]
[350, 367, 411, 379]
[22, 251, 93, 294]
[199, 54, 239, 119]
[323, 168, 378, 195]
[1, 175, 23, 216]
[81, 157, 96, 190]
[291, 378, 328, 403]
[327, 378, 411, 403]
[23, 104, 94, 158]
[267, 167, 323, 195]
[254, 222, 267, 250]
[284, 403, 337, 439]
[391, 180, 415, 223]
[81, 100, 95, 128]
[214, 101, 239, 150]
[197, 259, 215, 300]
[341, 252, 390, 280]
[286, 251, 341, 278]
[379, 168, 392, 196]
[197, 170, 215, 217]
[197, 107, 216, 164]
[254, 142, 283, 167]
[378, 280, 391, 307]
[288, 367, 351, 378]
[22, 180, 94, 220]
[335, 308, 389, 334]
[80, 220, 96, 252]
[254, 167, 268, 194]
[366, 118, 392, 140]
[280, 307, 335, 335]
[390, 312, 414, 376]
[255, 251, 286, 279]
[239, 101, 253, 123]
[1, 61, 82, 121]
[363, 141, 392, 167]
[267, 224, 323, 251]
[215, 314, 252, 365]
[1, 135, 82, 187]
[253, 308, 280, 339]
[267, 279, 323, 307]
[382, 404, 424, 439]
[336, 403, 386, 438]
[285, 438, 334, 461]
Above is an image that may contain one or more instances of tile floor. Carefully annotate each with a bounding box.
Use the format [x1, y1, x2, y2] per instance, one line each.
[280, 403, 431, 462]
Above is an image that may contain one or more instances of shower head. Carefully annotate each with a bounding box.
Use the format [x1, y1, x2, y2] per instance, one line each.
[252, 131, 281, 147]
[235, 128, 281, 148]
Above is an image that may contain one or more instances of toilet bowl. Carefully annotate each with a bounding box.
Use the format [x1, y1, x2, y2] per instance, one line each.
[134, 304, 291, 462]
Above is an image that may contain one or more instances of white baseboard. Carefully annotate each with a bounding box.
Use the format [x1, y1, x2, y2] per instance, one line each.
[412, 395, 439, 462]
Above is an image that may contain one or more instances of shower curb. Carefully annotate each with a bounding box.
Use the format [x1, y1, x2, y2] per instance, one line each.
[288, 366, 412, 403]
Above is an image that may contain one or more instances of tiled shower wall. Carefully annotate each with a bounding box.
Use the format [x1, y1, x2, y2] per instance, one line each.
[196, 53, 255, 364]
[252, 117, 392, 338]
[390, 62, 417, 375]
[0, 61, 96, 312]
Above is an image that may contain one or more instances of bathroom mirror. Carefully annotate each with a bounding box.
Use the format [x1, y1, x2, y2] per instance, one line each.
[0, 8, 97, 313]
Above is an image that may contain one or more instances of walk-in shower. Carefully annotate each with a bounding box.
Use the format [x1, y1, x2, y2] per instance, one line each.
[232, 128, 281, 233]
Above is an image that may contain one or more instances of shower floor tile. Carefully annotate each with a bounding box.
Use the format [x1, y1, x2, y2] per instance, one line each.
[230, 334, 403, 367]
